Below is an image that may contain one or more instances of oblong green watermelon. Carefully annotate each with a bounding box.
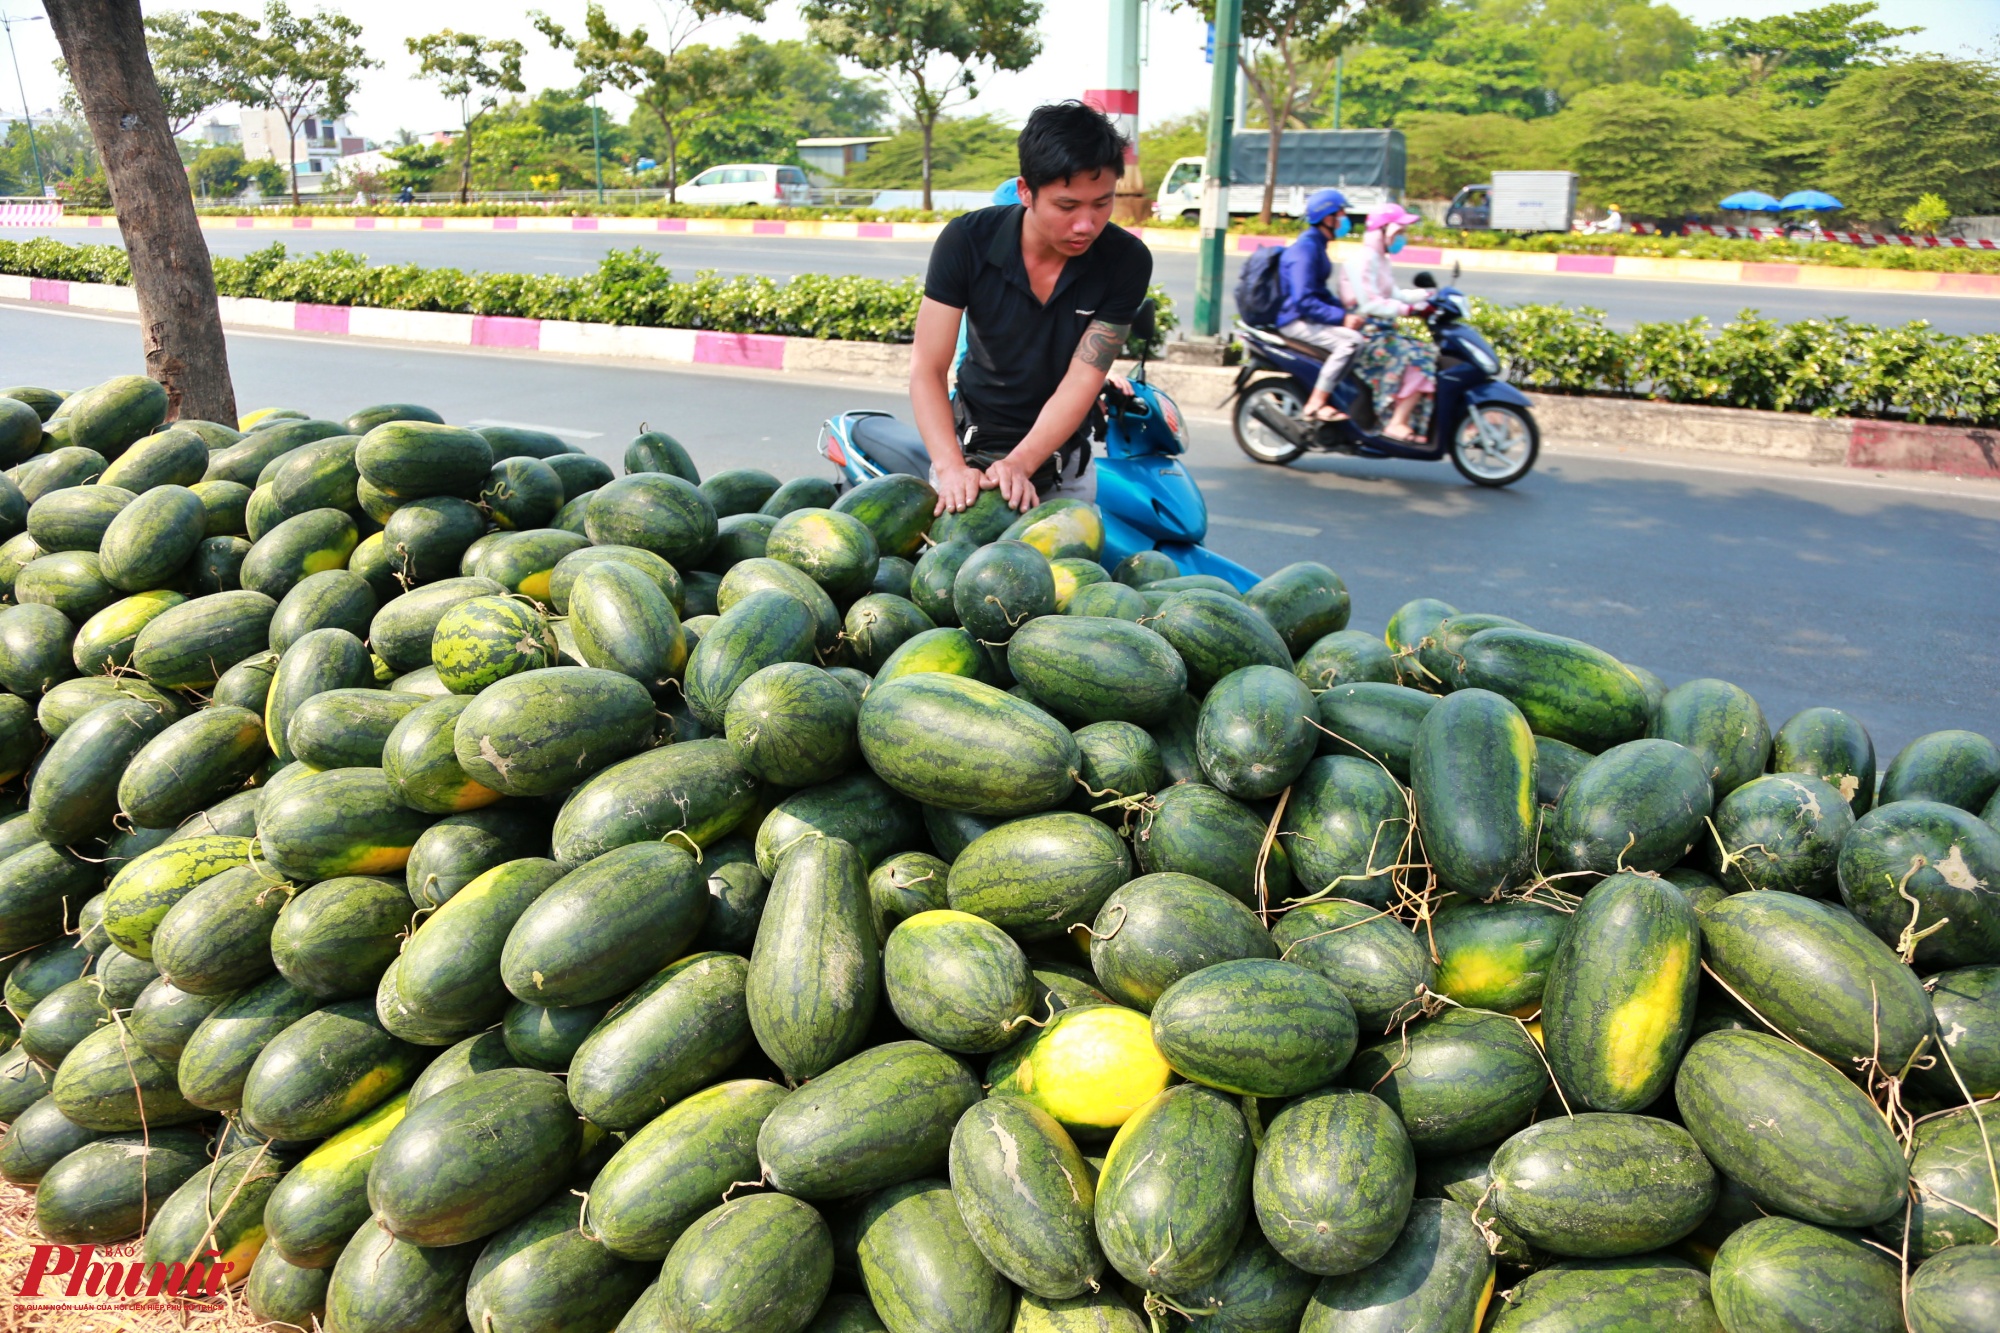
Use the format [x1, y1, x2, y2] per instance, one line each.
[859, 672, 1080, 817]
[1254, 1087, 1414, 1275]
[948, 1095, 1101, 1299]
[756, 1040, 982, 1200]
[1096, 1084, 1253, 1294]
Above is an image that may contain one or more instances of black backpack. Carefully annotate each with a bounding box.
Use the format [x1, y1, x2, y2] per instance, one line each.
[1233, 244, 1287, 326]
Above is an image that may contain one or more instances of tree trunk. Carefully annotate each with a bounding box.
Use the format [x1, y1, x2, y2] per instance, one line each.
[287, 116, 302, 209]
[44, 0, 237, 425]
[920, 115, 935, 212]
[1259, 91, 1284, 229]
[459, 116, 474, 206]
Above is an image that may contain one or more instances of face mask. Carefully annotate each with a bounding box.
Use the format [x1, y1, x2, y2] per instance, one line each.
[1387, 234, 1407, 255]
[1334, 216, 1351, 238]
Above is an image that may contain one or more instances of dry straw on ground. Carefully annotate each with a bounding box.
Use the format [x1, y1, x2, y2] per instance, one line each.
[0, 1186, 280, 1333]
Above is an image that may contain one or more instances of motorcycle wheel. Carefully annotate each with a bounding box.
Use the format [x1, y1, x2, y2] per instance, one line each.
[1450, 403, 1539, 487]
[1233, 378, 1305, 465]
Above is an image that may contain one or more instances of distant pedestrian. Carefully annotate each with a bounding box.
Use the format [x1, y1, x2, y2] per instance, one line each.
[397, 184, 414, 205]
[353, 189, 368, 208]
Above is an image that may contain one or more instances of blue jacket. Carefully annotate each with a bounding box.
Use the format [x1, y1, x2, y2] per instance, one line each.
[1276, 227, 1344, 327]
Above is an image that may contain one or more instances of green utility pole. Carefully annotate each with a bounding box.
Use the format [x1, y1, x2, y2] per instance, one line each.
[1332, 52, 1343, 131]
[1192, 0, 1241, 339]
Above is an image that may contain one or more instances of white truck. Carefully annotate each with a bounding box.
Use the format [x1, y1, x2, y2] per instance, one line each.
[1444, 171, 1578, 232]
[1154, 129, 1405, 223]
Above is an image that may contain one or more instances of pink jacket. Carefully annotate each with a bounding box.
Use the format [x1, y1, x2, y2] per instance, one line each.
[1339, 238, 1425, 319]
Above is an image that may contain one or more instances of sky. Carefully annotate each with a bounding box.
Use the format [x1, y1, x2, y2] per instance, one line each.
[0, 0, 1992, 144]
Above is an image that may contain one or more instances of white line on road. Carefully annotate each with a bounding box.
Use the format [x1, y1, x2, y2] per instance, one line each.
[1208, 513, 1323, 537]
[468, 417, 603, 439]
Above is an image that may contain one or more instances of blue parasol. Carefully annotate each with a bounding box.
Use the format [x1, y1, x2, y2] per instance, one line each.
[1778, 190, 1843, 211]
[1719, 191, 1781, 211]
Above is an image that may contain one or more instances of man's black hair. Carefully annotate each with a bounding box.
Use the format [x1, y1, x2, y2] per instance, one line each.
[1018, 101, 1129, 194]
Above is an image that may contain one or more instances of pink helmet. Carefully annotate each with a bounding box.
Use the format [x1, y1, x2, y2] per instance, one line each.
[1366, 205, 1421, 231]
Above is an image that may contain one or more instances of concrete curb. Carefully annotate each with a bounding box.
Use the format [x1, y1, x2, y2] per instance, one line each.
[36, 213, 2000, 298]
[6, 276, 1992, 479]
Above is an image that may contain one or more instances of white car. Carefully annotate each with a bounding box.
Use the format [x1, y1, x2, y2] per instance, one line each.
[677, 163, 811, 207]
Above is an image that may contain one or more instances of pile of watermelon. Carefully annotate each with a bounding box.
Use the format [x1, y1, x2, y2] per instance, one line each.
[0, 371, 1996, 1333]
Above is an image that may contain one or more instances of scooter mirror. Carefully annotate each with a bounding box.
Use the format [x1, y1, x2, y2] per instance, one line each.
[1412, 271, 1438, 289]
[1130, 298, 1158, 347]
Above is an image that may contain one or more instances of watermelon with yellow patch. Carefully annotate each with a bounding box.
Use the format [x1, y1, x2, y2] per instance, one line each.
[429, 594, 557, 694]
[1003, 498, 1104, 561]
[986, 1004, 1171, 1140]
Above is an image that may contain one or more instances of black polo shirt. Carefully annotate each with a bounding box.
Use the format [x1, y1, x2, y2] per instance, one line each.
[924, 204, 1153, 440]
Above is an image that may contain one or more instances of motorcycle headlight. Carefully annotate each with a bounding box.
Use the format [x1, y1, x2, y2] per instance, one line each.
[1449, 293, 1473, 319]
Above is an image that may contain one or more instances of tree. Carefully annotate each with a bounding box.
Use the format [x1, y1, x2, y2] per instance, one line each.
[1819, 58, 2000, 224]
[189, 2, 376, 208]
[1180, 1, 1430, 225]
[407, 31, 528, 204]
[534, 0, 770, 203]
[669, 37, 890, 178]
[1694, 3, 1916, 106]
[842, 112, 1018, 189]
[801, 0, 1043, 211]
[378, 140, 452, 194]
[44, 0, 237, 424]
[139, 10, 238, 133]
[1334, 3, 1550, 124]
[1533, 0, 1697, 104]
[1562, 82, 1778, 219]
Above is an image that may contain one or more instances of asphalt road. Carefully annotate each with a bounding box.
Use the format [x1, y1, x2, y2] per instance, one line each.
[5, 301, 1996, 761]
[15, 224, 2000, 335]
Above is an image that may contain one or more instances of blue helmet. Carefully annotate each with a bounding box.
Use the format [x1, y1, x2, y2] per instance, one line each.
[993, 179, 1022, 206]
[1306, 189, 1348, 225]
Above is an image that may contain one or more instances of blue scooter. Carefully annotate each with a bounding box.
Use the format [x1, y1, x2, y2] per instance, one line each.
[815, 300, 1260, 590]
[1230, 270, 1540, 487]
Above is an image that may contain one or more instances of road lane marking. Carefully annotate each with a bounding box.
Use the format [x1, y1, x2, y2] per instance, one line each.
[467, 417, 603, 439]
[1207, 513, 1323, 537]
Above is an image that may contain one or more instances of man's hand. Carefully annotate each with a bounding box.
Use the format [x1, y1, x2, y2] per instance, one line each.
[981, 454, 1041, 512]
[933, 460, 984, 515]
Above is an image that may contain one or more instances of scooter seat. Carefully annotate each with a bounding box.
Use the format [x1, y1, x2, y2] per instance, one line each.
[1278, 335, 1333, 362]
[849, 414, 931, 479]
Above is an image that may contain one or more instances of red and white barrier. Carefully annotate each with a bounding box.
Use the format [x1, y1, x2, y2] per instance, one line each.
[0, 202, 63, 227]
[1686, 223, 2000, 250]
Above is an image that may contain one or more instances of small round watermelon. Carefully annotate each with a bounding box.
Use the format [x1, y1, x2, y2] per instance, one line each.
[430, 595, 557, 694]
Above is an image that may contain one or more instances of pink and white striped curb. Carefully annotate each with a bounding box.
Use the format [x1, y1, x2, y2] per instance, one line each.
[1687, 223, 1999, 250]
[0, 272, 913, 381]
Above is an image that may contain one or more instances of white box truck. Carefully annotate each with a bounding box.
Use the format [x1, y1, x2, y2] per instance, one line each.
[1445, 171, 1578, 232]
[1154, 129, 1405, 222]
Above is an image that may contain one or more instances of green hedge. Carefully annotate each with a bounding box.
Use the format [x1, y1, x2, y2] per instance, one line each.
[0, 238, 1179, 351]
[1473, 300, 2000, 427]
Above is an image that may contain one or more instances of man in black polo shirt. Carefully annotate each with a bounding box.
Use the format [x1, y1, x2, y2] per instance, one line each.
[912, 101, 1154, 514]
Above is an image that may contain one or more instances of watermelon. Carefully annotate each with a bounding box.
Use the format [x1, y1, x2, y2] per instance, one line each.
[479, 455, 564, 530]
[1067, 580, 1148, 622]
[240, 507, 360, 600]
[212, 650, 278, 712]
[190, 533, 252, 592]
[550, 738, 761, 867]
[1454, 627, 1650, 750]
[132, 587, 278, 688]
[1428, 899, 1566, 1015]
[267, 432, 361, 517]
[859, 672, 1080, 816]
[453, 666, 656, 797]
[380, 494, 482, 584]
[1089, 872, 1277, 1012]
[29, 482, 134, 552]
[1314, 682, 1438, 781]
[746, 835, 879, 1081]
[696, 472, 778, 533]
[268, 569, 375, 652]
[948, 1096, 1101, 1299]
[57, 374, 168, 457]
[1550, 738, 1712, 875]
[1244, 561, 1350, 657]
[1257, 1088, 1415, 1277]
[1014, 1291, 1146, 1331]
[683, 587, 821, 730]
[1002, 497, 1103, 561]
[347, 402, 444, 434]
[1096, 1084, 1253, 1293]
[1194, 665, 1318, 800]
[501, 840, 707, 1006]
[1893, 1105, 1998, 1256]
[1272, 899, 1435, 1032]
[946, 811, 1131, 940]
[269, 875, 411, 1001]
[323, 1215, 482, 1333]
[625, 428, 699, 480]
[141, 1146, 284, 1284]
[407, 1031, 515, 1108]
[264, 627, 371, 764]
[568, 558, 688, 695]
[288, 689, 428, 770]
[13, 446, 106, 501]
[1149, 588, 1292, 693]
[464, 1195, 652, 1333]
[0, 602, 75, 696]
[1650, 677, 1771, 796]
[1346, 1008, 1547, 1154]
[4, 936, 90, 1013]
[1908, 1244, 2000, 1333]
[0, 1045, 52, 1121]
[18, 977, 108, 1066]
[392, 858, 563, 1036]
[1924, 966, 2000, 1098]
[381, 695, 500, 815]
[1047, 556, 1105, 611]
[548, 543, 682, 618]
[843, 593, 934, 674]
[32, 1128, 208, 1245]
[1489, 1112, 1716, 1258]
[1838, 800, 2000, 970]
[1773, 705, 1877, 815]
[51, 1021, 207, 1130]
[500, 996, 612, 1071]
[758, 475, 836, 518]
[176, 974, 321, 1110]
[910, 537, 975, 625]
[245, 1245, 335, 1329]
[1411, 689, 1536, 896]
[931, 487, 1017, 545]
[1882, 729, 2000, 811]
[1295, 628, 1398, 691]
[1150, 958, 1356, 1097]
[1298, 1198, 1493, 1333]
[1675, 1029, 1906, 1227]
[193, 477, 252, 537]
[259, 767, 433, 881]
[831, 473, 935, 557]
[367, 1066, 582, 1247]
[355, 420, 492, 499]
[875, 625, 990, 684]
[1072, 720, 1165, 817]
[0, 840, 98, 955]
[1700, 889, 1931, 1069]
[152, 862, 291, 994]
[1490, 1255, 1718, 1332]
[1006, 614, 1188, 725]
[1542, 872, 1699, 1111]
[757, 1040, 982, 1199]
[240, 998, 424, 1141]
[369, 576, 507, 673]
[0, 1095, 107, 1186]
[30, 695, 174, 844]
[566, 951, 752, 1129]
[986, 1004, 1172, 1139]
[544, 452, 614, 499]
[585, 472, 718, 567]
[883, 909, 1034, 1052]
[587, 1078, 789, 1261]
[725, 661, 860, 786]
[430, 594, 557, 693]
[952, 539, 1056, 648]
[656, 1195, 834, 1333]
[856, 1178, 1012, 1333]
[101, 427, 208, 491]
[718, 555, 841, 651]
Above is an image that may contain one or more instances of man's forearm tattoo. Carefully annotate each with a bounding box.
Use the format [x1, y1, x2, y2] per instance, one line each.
[1074, 320, 1131, 372]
